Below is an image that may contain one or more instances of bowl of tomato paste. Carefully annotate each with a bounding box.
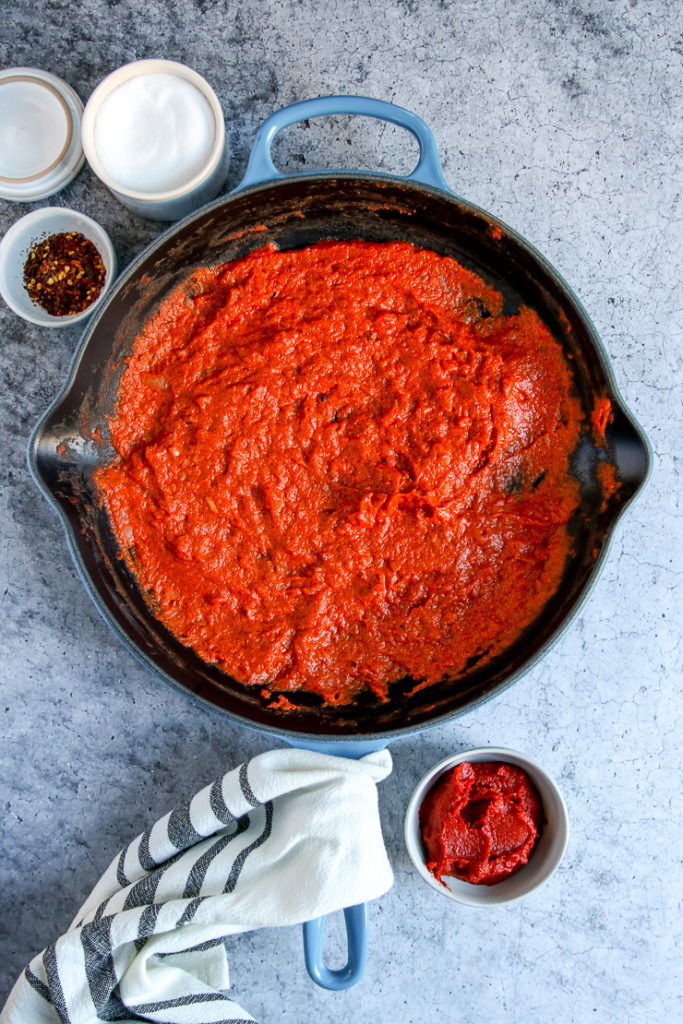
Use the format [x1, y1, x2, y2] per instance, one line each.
[404, 747, 569, 905]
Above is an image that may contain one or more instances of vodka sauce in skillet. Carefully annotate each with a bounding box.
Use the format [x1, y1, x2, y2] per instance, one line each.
[96, 241, 587, 706]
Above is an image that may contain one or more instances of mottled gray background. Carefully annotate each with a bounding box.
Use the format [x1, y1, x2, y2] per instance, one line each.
[1, 1, 681, 1021]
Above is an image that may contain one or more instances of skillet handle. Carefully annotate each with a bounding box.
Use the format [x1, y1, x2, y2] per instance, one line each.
[303, 902, 368, 991]
[285, 736, 387, 989]
[238, 95, 449, 192]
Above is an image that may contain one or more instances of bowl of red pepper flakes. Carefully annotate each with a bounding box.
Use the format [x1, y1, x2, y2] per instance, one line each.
[0, 206, 116, 326]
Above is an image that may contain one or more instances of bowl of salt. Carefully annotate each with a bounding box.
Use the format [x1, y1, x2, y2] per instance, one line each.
[81, 59, 229, 221]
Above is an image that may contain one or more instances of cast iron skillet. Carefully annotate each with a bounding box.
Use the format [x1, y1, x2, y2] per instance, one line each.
[28, 97, 651, 991]
[29, 97, 650, 751]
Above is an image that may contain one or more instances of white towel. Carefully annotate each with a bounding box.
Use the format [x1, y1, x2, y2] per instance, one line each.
[1, 747, 393, 1024]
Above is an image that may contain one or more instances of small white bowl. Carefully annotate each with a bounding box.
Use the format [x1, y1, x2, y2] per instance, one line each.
[0, 207, 117, 327]
[0, 68, 85, 202]
[404, 747, 569, 906]
[81, 59, 229, 222]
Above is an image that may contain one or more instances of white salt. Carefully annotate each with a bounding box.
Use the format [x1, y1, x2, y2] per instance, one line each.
[94, 73, 215, 194]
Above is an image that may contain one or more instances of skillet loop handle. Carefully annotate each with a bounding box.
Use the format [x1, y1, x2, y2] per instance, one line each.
[239, 95, 449, 192]
[302, 902, 368, 990]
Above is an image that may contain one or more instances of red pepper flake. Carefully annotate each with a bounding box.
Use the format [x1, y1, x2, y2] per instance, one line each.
[23, 231, 106, 317]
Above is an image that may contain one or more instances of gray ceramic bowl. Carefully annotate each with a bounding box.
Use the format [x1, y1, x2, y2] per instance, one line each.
[404, 747, 569, 906]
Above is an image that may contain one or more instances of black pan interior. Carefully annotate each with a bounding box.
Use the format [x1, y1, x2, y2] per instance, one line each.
[31, 175, 651, 740]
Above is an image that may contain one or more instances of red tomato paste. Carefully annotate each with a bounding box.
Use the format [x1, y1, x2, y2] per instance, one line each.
[96, 240, 584, 705]
[420, 761, 543, 885]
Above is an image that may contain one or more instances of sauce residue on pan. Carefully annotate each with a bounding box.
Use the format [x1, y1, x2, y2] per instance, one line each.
[96, 240, 584, 706]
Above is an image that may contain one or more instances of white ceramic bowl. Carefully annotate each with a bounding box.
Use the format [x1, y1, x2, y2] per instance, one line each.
[0, 68, 85, 202]
[0, 207, 117, 327]
[81, 59, 229, 222]
[404, 747, 569, 906]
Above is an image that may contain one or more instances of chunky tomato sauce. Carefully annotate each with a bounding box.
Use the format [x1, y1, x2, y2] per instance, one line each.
[96, 241, 583, 705]
[420, 761, 543, 885]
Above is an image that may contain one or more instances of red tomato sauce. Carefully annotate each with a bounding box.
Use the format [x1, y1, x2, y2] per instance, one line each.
[420, 761, 543, 885]
[96, 241, 583, 706]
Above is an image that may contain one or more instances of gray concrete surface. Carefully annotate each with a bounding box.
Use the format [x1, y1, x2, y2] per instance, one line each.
[1, 1, 681, 1021]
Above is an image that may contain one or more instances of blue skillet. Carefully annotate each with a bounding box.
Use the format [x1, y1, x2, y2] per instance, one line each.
[29, 95, 651, 989]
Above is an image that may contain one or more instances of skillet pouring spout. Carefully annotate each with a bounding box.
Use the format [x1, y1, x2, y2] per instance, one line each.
[608, 405, 651, 496]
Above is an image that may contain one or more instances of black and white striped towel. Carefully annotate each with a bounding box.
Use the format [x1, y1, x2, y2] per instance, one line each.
[1, 747, 393, 1024]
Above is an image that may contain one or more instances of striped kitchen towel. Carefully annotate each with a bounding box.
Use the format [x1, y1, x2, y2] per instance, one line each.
[1, 747, 393, 1024]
